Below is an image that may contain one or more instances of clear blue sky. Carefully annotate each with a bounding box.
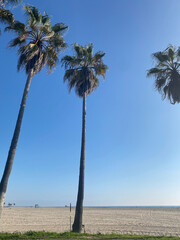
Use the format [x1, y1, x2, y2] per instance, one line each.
[1, 0, 180, 206]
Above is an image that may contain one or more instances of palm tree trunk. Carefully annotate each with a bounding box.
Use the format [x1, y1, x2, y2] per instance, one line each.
[72, 92, 86, 233]
[0, 72, 33, 214]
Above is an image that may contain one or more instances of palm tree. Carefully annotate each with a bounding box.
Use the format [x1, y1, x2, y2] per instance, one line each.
[0, 0, 21, 34]
[61, 43, 108, 232]
[147, 45, 180, 104]
[0, 5, 68, 210]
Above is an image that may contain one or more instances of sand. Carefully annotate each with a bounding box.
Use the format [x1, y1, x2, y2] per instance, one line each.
[0, 207, 180, 236]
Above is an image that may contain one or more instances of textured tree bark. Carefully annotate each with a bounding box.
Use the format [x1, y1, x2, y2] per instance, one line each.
[0, 72, 33, 214]
[72, 92, 86, 233]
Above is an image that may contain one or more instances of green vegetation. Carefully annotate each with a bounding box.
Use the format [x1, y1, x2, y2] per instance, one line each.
[0, 232, 179, 240]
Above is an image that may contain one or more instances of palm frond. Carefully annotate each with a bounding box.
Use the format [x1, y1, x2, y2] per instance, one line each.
[147, 67, 166, 77]
[5, 20, 27, 33]
[24, 5, 41, 22]
[167, 45, 175, 62]
[0, 8, 14, 24]
[41, 12, 51, 26]
[8, 35, 27, 47]
[24, 5, 41, 27]
[47, 58, 56, 72]
[94, 63, 108, 79]
[92, 51, 105, 62]
[155, 78, 167, 92]
[152, 52, 169, 63]
[63, 69, 76, 82]
[73, 43, 84, 59]
[49, 36, 67, 52]
[86, 43, 93, 53]
[61, 55, 81, 68]
[52, 23, 68, 34]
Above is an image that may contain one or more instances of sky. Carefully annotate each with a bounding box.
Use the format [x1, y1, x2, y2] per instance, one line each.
[1, 0, 180, 207]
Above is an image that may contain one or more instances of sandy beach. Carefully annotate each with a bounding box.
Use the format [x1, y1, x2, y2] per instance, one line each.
[0, 207, 180, 236]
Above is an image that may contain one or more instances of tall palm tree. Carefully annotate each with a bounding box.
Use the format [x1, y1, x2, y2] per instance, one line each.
[0, 5, 68, 210]
[0, 0, 21, 34]
[61, 43, 108, 232]
[147, 45, 180, 104]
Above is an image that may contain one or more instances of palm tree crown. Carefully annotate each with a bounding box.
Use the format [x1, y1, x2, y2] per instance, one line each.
[147, 45, 180, 104]
[5, 5, 68, 76]
[61, 43, 108, 97]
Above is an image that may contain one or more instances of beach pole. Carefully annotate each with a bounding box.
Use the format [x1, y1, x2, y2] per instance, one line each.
[70, 203, 71, 232]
